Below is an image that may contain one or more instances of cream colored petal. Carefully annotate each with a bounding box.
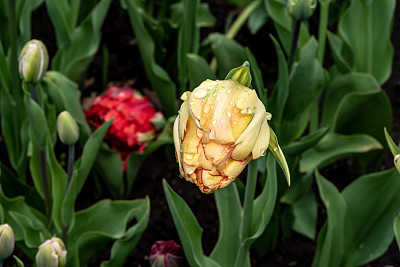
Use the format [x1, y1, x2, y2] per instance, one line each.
[182, 117, 201, 154]
[199, 144, 213, 171]
[232, 100, 266, 160]
[201, 170, 225, 189]
[219, 178, 235, 189]
[221, 156, 251, 178]
[252, 116, 270, 159]
[178, 97, 190, 141]
[173, 115, 184, 177]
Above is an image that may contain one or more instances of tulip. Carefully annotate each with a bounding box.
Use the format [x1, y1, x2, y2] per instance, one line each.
[19, 39, 49, 83]
[287, 0, 317, 21]
[57, 111, 79, 145]
[149, 240, 181, 267]
[86, 86, 164, 170]
[0, 224, 14, 260]
[35, 237, 66, 267]
[174, 80, 269, 193]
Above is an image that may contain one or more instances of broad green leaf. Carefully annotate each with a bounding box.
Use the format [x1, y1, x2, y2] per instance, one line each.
[228, 0, 252, 7]
[163, 180, 221, 267]
[394, 213, 400, 251]
[170, 2, 215, 28]
[244, 155, 278, 246]
[281, 172, 317, 239]
[18, 0, 44, 44]
[333, 90, 392, 147]
[321, 72, 379, 127]
[210, 184, 242, 266]
[0, 185, 47, 257]
[300, 133, 382, 172]
[313, 173, 346, 267]
[340, 168, 400, 266]
[68, 198, 150, 267]
[267, 35, 289, 127]
[209, 33, 247, 78]
[177, 0, 200, 94]
[52, 0, 112, 84]
[23, 90, 48, 148]
[248, 4, 268, 34]
[245, 48, 266, 105]
[338, 0, 395, 84]
[279, 38, 324, 144]
[264, 0, 310, 54]
[122, 0, 177, 117]
[187, 53, 216, 90]
[62, 120, 112, 230]
[283, 126, 329, 156]
[326, 32, 352, 73]
[43, 71, 91, 141]
[45, 0, 73, 44]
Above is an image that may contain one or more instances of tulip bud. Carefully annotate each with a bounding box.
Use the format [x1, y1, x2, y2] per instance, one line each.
[287, 0, 317, 21]
[394, 154, 400, 173]
[0, 224, 14, 260]
[149, 240, 181, 267]
[19, 39, 49, 83]
[36, 237, 67, 267]
[57, 111, 79, 145]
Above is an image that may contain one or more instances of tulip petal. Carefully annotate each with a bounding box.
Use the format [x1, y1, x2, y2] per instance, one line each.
[268, 127, 290, 185]
[221, 156, 252, 178]
[252, 115, 271, 159]
[179, 92, 191, 140]
[173, 115, 184, 177]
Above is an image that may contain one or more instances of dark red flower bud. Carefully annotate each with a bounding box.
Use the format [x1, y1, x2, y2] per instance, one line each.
[149, 240, 181, 267]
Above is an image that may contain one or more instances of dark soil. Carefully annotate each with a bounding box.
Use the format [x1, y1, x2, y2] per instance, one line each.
[4, 0, 400, 267]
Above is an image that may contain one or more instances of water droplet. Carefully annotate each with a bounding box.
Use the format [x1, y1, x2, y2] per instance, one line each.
[233, 121, 237, 125]
[213, 120, 216, 124]
[220, 119, 223, 123]
[244, 88, 249, 92]
[247, 107, 252, 114]
[227, 111, 231, 117]
[261, 150, 266, 156]
[185, 154, 194, 160]
[203, 105, 211, 114]
[222, 83, 228, 88]
[218, 152, 222, 155]
[273, 147, 278, 152]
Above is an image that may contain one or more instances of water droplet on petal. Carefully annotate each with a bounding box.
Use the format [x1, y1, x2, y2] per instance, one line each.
[185, 154, 194, 160]
[233, 121, 237, 125]
[247, 107, 252, 114]
[203, 105, 211, 114]
[227, 111, 231, 117]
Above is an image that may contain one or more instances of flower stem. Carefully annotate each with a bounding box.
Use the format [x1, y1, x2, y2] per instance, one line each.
[234, 160, 258, 267]
[210, 0, 262, 72]
[317, 1, 330, 63]
[288, 19, 301, 70]
[28, 83, 51, 222]
[66, 144, 75, 189]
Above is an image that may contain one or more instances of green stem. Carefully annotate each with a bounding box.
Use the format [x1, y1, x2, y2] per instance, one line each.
[66, 145, 75, 189]
[288, 19, 301, 70]
[29, 84, 51, 222]
[210, 0, 261, 72]
[234, 160, 258, 267]
[317, 1, 330, 63]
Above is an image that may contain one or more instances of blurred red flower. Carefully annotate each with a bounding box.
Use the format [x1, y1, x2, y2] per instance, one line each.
[86, 86, 163, 170]
[150, 240, 181, 267]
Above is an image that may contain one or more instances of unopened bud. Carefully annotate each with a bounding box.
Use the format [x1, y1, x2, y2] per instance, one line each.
[394, 154, 400, 173]
[57, 111, 79, 145]
[36, 237, 67, 267]
[19, 39, 49, 83]
[0, 224, 14, 260]
[287, 0, 317, 21]
[149, 240, 181, 267]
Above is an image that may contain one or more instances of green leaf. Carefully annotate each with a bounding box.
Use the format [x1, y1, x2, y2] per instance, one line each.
[313, 172, 346, 267]
[209, 33, 247, 78]
[326, 32, 352, 73]
[45, 0, 73, 44]
[338, 0, 395, 84]
[340, 168, 400, 266]
[384, 127, 400, 156]
[163, 180, 221, 267]
[186, 53, 216, 91]
[23, 90, 48, 149]
[170, 2, 215, 28]
[13, 255, 25, 267]
[122, 0, 177, 117]
[52, 0, 112, 84]
[177, 0, 200, 94]
[43, 71, 91, 141]
[210, 184, 242, 266]
[300, 133, 382, 172]
[248, 4, 268, 34]
[267, 35, 289, 127]
[321, 72, 380, 127]
[264, 0, 310, 54]
[283, 126, 329, 156]
[332, 90, 392, 147]
[18, 0, 45, 44]
[68, 198, 150, 267]
[62, 120, 112, 230]
[394, 213, 400, 251]
[245, 155, 278, 246]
